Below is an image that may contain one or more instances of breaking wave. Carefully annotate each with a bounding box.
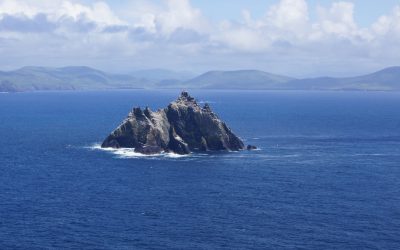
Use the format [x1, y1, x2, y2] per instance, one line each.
[198, 100, 216, 104]
[86, 143, 188, 159]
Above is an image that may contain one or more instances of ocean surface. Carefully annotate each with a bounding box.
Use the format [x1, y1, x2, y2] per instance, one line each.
[1, 90, 400, 249]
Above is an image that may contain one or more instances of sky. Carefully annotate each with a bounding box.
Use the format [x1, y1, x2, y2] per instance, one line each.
[0, 0, 400, 77]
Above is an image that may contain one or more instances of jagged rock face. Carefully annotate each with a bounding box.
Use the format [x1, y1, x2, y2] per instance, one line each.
[101, 91, 245, 154]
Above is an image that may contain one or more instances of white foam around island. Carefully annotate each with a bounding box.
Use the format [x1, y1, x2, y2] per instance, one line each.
[198, 100, 216, 104]
[87, 143, 189, 159]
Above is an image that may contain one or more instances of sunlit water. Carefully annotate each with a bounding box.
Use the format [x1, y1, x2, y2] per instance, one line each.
[1, 90, 400, 249]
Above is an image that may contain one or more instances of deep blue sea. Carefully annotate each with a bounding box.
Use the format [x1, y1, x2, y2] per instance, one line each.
[1, 90, 400, 249]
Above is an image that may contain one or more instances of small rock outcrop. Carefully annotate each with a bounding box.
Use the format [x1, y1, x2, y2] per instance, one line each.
[247, 145, 257, 150]
[101, 91, 248, 154]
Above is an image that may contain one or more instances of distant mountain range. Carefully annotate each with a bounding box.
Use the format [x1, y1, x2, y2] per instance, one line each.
[291, 67, 400, 91]
[1, 66, 400, 92]
[130, 69, 195, 81]
[176, 67, 400, 91]
[178, 70, 294, 89]
[0, 66, 149, 92]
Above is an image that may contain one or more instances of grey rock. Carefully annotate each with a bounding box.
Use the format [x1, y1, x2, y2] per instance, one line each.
[134, 144, 164, 155]
[101, 91, 246, 154]
[247, 145, 257, 150]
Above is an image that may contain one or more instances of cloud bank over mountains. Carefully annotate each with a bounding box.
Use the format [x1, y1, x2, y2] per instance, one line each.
[0, 0, 399, 77]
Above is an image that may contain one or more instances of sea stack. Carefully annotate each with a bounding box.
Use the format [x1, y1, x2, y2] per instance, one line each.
[101, 91, 249, 155]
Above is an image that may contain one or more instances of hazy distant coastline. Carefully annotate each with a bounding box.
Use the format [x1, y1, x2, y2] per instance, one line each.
[1, 66, 400, 92]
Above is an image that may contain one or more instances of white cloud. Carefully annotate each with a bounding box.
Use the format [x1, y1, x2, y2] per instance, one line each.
[372, 5, 400, 37]
[115, 0, 208, 36]
[210, 0, 309, 52]
[56, 1, 124, 26]
[156, 0, 207, 35]
[313, 2, 358, 39]
[266, 0, 309, 33]
[0, 0, 399, 76]
[214, 22, 268, 52]
[0, 0, 125, 29]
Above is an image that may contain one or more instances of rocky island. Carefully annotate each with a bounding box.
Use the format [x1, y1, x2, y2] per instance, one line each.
[101, 91, 255, 155]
